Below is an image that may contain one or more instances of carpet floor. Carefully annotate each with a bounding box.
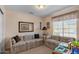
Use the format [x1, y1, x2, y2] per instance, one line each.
[19, 45, 52, 54]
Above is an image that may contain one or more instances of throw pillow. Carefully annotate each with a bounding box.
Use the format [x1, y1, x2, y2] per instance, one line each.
[12, 35, 21, 43]
[34, 34, 39, 39]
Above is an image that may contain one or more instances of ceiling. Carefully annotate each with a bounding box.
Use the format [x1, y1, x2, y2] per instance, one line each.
[6, 5, 72, 17]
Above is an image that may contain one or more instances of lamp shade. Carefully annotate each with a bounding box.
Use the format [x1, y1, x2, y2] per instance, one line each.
[42, 27, 47, 30]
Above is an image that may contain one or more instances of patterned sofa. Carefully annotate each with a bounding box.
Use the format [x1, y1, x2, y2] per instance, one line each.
[5, 35, 74, 54]
[5, 35, 43, 53]
[45, 36, 74, 50]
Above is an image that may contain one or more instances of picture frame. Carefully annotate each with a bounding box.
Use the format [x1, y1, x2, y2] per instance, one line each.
[18, 21, 34, 32]
[40, 22, 42, 30]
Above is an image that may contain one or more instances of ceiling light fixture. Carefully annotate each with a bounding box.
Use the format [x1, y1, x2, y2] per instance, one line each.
[35, 5, 47, 9]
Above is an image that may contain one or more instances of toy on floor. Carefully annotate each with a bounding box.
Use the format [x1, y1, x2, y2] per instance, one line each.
[71, 47, 79, 54]
[71, 39, 79, 54]
[52, 42, 68, 54]
[72, 40, 79, 47]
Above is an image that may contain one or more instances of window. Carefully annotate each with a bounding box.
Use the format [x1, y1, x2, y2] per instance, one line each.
[53, 19, 77, 38]
[63, 19, 77, 38]
[53, 21, 63, 36]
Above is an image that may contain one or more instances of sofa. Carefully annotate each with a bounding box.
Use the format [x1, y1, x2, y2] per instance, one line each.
[45, 36, 74, 50]
[5, 34, 74, 54]
[5, 34, 43, 53]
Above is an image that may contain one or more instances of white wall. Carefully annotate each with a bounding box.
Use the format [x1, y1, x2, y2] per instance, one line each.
[0, 6, 5, 53]
[5, 8, 43, 38]
[0, 9, 3, 52]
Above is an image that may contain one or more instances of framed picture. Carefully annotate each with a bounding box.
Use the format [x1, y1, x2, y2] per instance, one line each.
[40, 22, 42, 30]
[19, 21, 34, 32]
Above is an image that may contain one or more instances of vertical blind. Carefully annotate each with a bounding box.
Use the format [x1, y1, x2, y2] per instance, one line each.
[52, 11, 78, 38]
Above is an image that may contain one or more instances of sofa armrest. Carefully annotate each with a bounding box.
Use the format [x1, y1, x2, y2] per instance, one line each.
[12, 41, 26, 47]
[45, 39, 61, 49]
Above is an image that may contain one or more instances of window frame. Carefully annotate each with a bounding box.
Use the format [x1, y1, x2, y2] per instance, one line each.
[52, 19, 77, 38]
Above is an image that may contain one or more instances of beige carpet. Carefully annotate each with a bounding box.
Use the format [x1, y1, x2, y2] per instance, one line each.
[19, 45, 52, 54]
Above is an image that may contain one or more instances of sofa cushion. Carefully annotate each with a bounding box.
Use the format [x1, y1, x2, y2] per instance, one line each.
[34, 34, 39, 39]
[19, 36, 24, 41]
[52, 36, 60, 41]
[25, 39, 43, 43]
[23, 35, 33, 41]
[35, 39, 43, 41]
[47, 35, 52, 39]
[46, 39, 60, 44]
